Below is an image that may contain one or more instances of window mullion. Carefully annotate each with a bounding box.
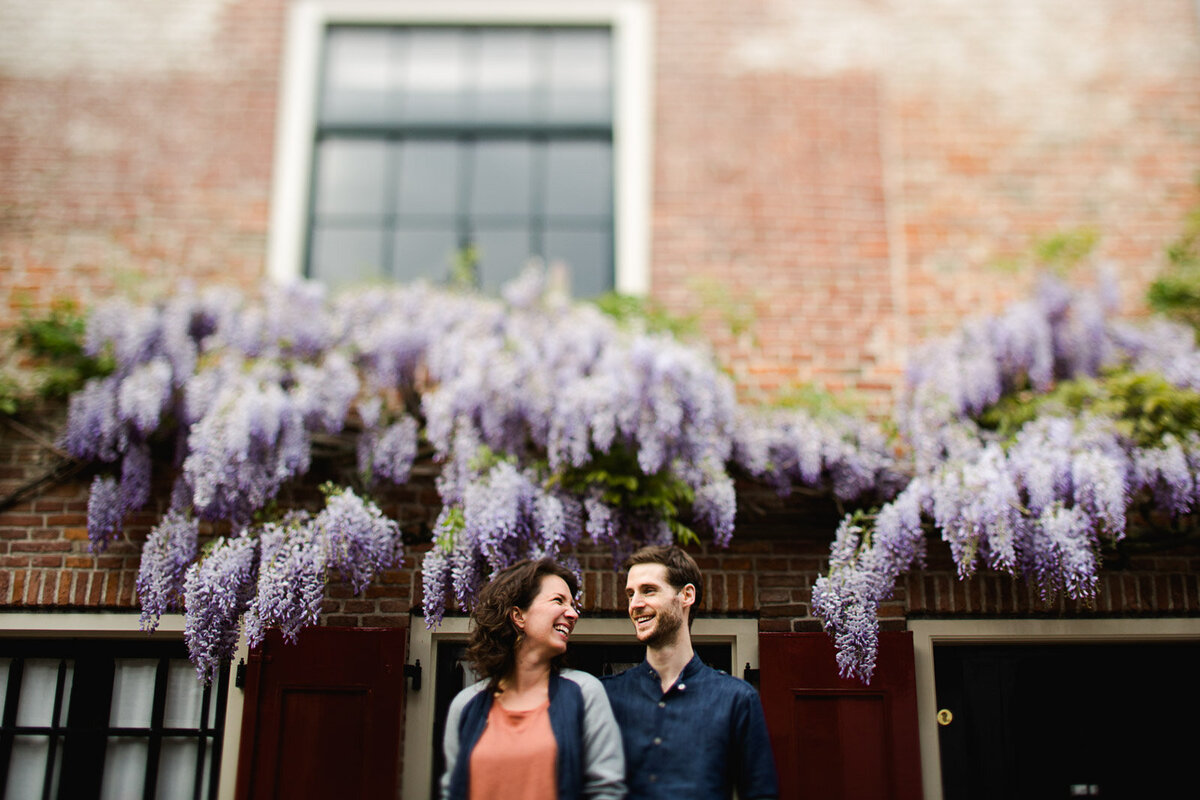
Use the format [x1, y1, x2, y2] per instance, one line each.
[39, 659, 68, 800]
[0, 657, 24, 794]
[141, 658, 170, 800]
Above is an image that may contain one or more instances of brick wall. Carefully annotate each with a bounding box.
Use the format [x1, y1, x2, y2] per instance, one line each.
[4, 1, 1200, 408]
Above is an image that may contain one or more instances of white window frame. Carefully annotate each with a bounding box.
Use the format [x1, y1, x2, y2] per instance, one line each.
[268, 0, 654, 295]
[909, 617, 1200, 800]
[0, 613, 246, 800]
[403, 614, 759, 799]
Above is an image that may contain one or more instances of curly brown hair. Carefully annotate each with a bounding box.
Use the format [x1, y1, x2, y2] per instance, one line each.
[624, 545, 703, 626]
[463, 558, 580, 689]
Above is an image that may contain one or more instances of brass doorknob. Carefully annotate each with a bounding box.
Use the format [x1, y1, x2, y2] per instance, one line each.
[937, 709, 953, 726]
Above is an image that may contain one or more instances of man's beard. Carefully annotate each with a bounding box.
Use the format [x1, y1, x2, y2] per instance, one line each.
[641, 602, 685, 648]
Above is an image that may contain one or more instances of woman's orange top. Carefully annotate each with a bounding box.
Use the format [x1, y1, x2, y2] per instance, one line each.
[468, 696, 558, 800]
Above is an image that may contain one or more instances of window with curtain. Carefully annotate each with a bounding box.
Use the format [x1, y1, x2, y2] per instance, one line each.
[0, 639, 227, 800]
[307, 25, 616, 297]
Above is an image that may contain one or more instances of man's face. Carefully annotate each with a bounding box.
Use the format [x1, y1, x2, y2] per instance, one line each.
[625, 563, 691, 648]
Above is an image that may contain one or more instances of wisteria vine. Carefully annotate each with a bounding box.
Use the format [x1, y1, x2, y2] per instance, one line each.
[812, 274, 1200, 683]
[63, 267, 895, 679]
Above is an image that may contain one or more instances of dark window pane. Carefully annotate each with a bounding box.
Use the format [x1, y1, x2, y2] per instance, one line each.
[310, 226, 387, 286]
[394, 227, 458, 282]
[469, 140, 533, 217]
[6, 736, 52, 798]
[474, 29, 538, 123]
[474, 226, 534, 291]
[314, 139, 389, 218]
[101, 737, 147, 800]
[545, 141, 611, 218]
[109, 658, 156, 728]
[156, 737, 200, 800]
[16, 658, 64, 726]
[401, 29, 469, 123]
[396, 140, 460, 216]
[547, 29, 612, 124]
[320, 27, 395, 124]
[162, 659, 204, 729]
[545, 228, 611, 298]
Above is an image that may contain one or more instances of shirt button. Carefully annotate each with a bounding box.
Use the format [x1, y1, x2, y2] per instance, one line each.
[657, 701, 666, 708]
[678, 683, 686, 691]
[653, 737, 662, 745]
[649, 775, 658, 783]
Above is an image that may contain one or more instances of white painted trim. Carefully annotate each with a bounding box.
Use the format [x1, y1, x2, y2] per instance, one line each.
[267, 0, 654, 295]
[908, 618, 1200, 800]
[0, 613, 247, 800]
[401, 614, 758, 800]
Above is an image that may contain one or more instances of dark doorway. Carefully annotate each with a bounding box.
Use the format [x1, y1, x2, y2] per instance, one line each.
[935, 641, 1200, 800]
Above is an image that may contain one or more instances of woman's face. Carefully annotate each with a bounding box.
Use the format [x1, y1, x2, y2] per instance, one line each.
[513, 574, 579, 660]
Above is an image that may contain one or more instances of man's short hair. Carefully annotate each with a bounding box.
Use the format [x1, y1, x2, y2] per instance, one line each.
[624, 545, 703, 625]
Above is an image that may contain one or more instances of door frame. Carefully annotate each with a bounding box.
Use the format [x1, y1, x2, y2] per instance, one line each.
[908, 617, 1200, 800]
[403, 614, 760, 800]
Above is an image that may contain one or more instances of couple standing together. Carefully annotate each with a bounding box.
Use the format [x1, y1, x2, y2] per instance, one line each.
[441, 545, 779, 800]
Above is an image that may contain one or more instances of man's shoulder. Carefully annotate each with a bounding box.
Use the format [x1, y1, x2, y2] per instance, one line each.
[599, 663, 643, 687]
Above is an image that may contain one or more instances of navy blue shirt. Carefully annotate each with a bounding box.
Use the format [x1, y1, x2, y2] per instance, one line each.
[602, 654, 778, 800]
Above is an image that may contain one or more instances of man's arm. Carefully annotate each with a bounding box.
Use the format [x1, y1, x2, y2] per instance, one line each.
[733, 685, 779, 800]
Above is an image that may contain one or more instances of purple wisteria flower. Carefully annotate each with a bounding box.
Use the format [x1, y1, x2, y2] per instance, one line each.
[137, 510, 199, 631]
[244, 514, 326, 647]
[183, 533, 258, 684]
[319, 488, 403, 594]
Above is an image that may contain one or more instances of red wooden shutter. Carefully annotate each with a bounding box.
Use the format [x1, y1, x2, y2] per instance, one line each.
[235, 626, 407, 800]
[759, 631, 923, 800]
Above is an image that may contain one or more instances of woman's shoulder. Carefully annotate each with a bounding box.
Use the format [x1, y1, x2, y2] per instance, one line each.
[557, 668, 609, 700]
[447, 678, 490, 716]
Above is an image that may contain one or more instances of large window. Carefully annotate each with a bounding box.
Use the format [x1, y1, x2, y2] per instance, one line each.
[270, 1, 653, 296]
[311, 25, 614, 295]
[0, 639, 227, 800]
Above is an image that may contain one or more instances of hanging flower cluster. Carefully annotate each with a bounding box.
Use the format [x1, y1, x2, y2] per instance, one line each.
[63, 266, 899, 673]
[813, 274, 1200, 682]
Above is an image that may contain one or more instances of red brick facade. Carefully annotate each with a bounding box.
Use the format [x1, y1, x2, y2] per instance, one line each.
[3, 1, 1200, 405]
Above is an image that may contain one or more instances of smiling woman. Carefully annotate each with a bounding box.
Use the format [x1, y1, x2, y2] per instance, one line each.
[440, 559, 625, 800]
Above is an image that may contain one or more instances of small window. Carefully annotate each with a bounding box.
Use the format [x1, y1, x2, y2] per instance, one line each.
[307, 25, 615, 295]
[0, 639, 227, 800]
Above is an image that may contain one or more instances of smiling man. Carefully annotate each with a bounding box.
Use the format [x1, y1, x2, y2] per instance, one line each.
[601, 545, 778, 800]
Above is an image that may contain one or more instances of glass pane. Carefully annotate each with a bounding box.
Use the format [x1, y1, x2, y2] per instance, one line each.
[156, 738, 200, 800]
[110, 658, 157, 728]
[401, 28, 469, 122]
[101, 737, 148, 800]
[545, 141, 611, 218]
[544, 228, 612, 297]
[6, 736, 48, 798]
[163, 659, 204, 729]
[206, 678, 221, 729]
[474, 29, 537, 123]
[469, 140, 533, 217]
[16, 659, 63, 727]
[310, 226, 387, 287]
[320, 27, 395, 123]
[314, 139, 389, 218]
[474, 226, 534, 292]
[547, 29, 612, 123]
[396, 140, 460, 216]
[199, 743, 214, 800]
[0, 658, 10, 721]
[394, 228, 458, 283]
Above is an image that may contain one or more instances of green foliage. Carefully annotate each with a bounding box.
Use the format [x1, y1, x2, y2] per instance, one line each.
[773, 381, 871, 418]
[435, 506, 465, 553]
[0, 301, 112, 415]
[1147, 200, 1200, 330]
[550, 443, 700, 546]
[1033, 227, 1100, 272]
[978, 369, 1200, 448]
[592, 292, 699, 338]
